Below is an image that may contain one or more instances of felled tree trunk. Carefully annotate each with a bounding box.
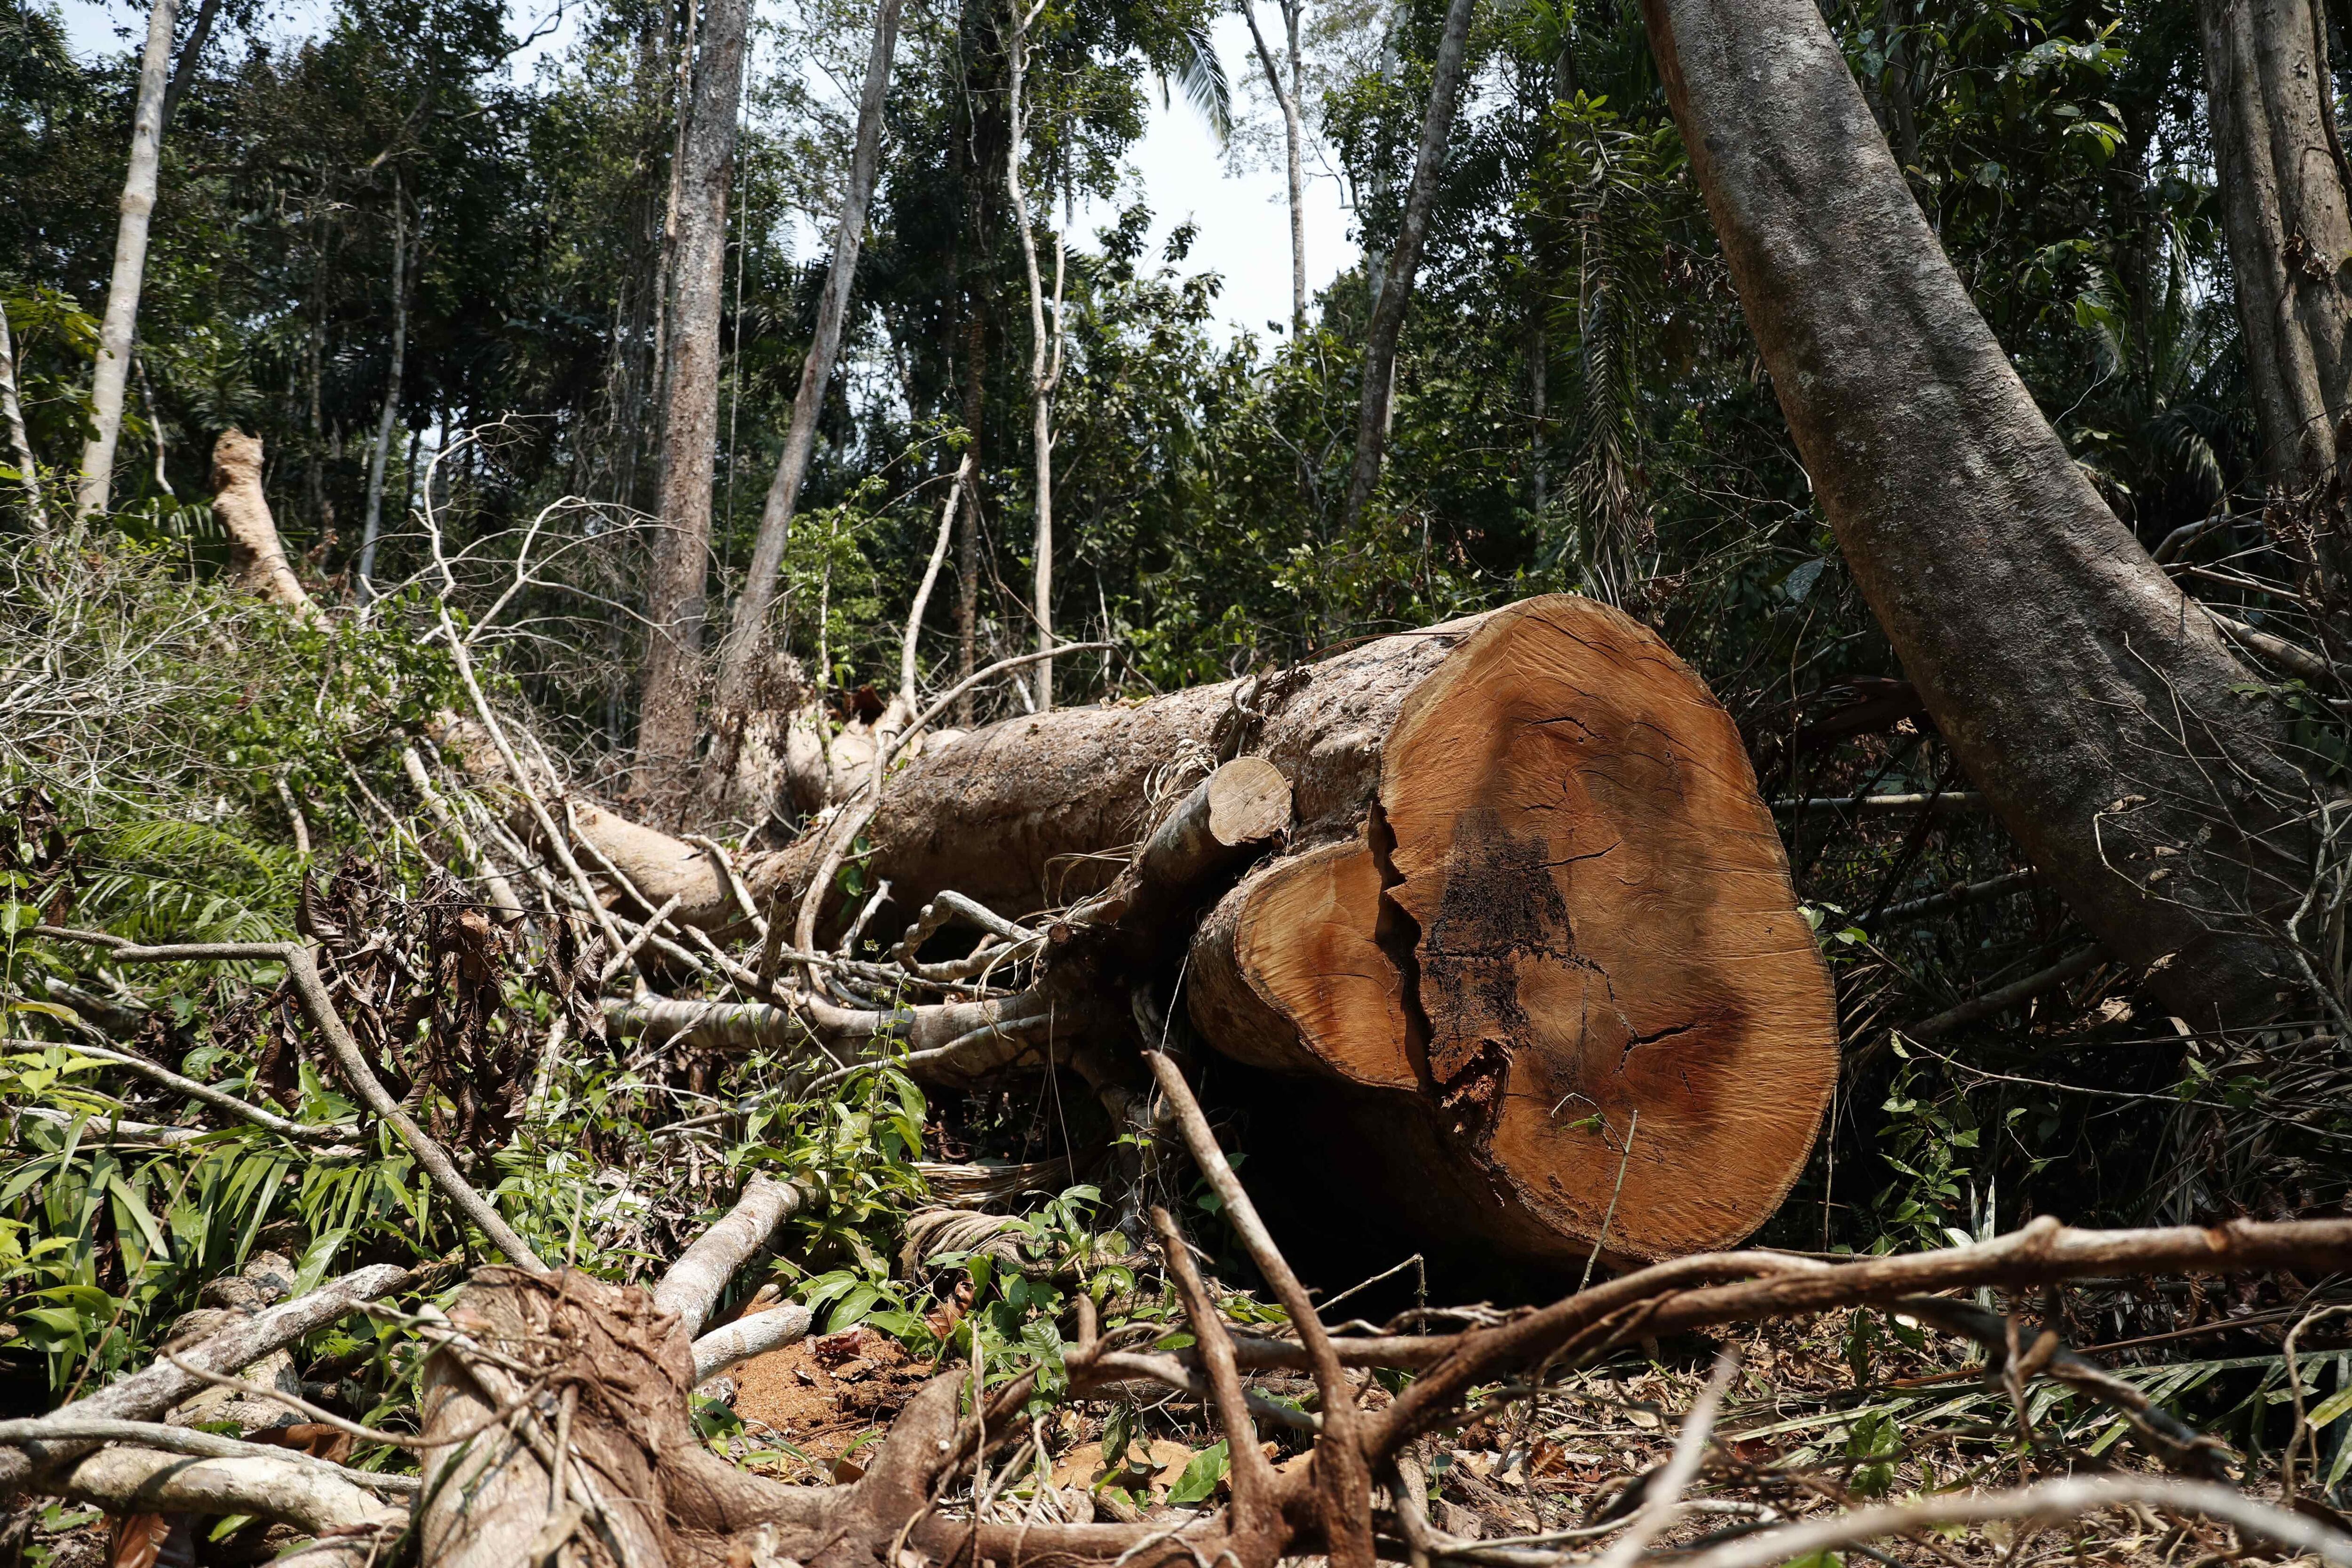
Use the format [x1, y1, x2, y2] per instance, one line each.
[747, 594, 1839, 1266]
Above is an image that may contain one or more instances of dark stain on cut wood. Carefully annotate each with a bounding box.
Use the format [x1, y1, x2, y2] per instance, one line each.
[1420, 807, 1599, 1150]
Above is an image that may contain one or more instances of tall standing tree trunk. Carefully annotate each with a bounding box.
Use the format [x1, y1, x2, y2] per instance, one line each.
[635, 0, 750, 804]
[648, 0, 703, 467]
[1006, 0, 1065, 711]
[72, 0, 180, 528]
[1639, 0, 2319, 1029]
[2196, 0, 2352, 630]
[711, 0, 908, 722]
[357, 187, 411, 603]
[1337, 0, 1477, 538]
[1241, 0, 1308, 332]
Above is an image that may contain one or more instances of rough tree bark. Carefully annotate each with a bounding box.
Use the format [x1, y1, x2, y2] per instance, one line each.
[1640, 0, 2319, 1029]
[635, 0, 750, 804]
[582, 596, 1835, 1266]
[73, 0, 179, 527]
[712, 0, 907, 723]
[1338, 0, 1477, 537]
[2197, 0, 2352, 626]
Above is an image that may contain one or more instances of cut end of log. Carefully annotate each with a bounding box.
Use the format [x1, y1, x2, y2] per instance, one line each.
[1192, 595, 1838, 1265]
[1205, 756, 1292, 848]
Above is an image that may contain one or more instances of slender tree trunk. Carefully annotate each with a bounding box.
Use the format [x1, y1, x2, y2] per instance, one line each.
[0, 303, 48, 538]
[1338, 0, 1476, 537]
[73, 0, 180, 528]
[357, 187, 411, 603]
[159, 0, 221, 132]
[1006, 0, 1066, 710]
[713, 0, 907, 715]
[1240, 0, 1308, 331]
[134, 349, 170, 496]
[402, 425, 421, 525]
[635, 0, 750, 802]
[1528, 318, 1547, 518]
[2197, 0, 2352, 624]
[956, 312, 986, 725]
[1639, 0, 2319, 1028]
[306, 209, 331, 533]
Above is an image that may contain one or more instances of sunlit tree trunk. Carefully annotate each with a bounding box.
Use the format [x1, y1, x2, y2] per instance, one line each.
[1338, 0, 1476, 538]
[358, 186, 411, 603]
[73, 0, 180, 528]
[636, 0, 749, 803]
[1640, 0, 2320, 1028]
[2197, 0, 2352, 630]
[305, 213, 329, 533]
[712, 0, 907, 718]
[1240, 0, 1308, 331]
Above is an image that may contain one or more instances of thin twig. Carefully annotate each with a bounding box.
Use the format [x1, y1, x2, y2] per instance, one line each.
[53, 1039, 355, 1142]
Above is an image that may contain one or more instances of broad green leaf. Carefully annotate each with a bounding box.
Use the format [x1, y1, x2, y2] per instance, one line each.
[1168, 1441, 1228, 1506]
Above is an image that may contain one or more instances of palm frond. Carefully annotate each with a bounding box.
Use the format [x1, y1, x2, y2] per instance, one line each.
[1159, 16, 1232, 143]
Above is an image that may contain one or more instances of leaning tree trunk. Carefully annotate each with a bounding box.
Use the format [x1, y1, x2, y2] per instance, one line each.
[1640, 0, 2319, 1030]
[711, 0, 906, 725]
[693, 0, 907, 826]
[697, 595, 1833, 1266]
[2197, 0, 2352, 629]
[1006, 0, 1065, 711]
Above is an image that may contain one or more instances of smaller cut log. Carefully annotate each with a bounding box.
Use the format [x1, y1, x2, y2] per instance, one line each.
[1057, 756, 1293, 951]
[1150, 756, 1292, 884]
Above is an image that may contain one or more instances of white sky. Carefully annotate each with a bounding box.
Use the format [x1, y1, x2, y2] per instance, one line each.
[51, 0, 1357, 344]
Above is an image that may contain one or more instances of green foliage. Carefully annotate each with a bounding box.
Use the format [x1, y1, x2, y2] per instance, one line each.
[1166, 1438, 1228, 1505]
[1842, 1406, 1903, 1497]
[1870, 1048, 1981, 1255]
[0, 1042, 422, 1394]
